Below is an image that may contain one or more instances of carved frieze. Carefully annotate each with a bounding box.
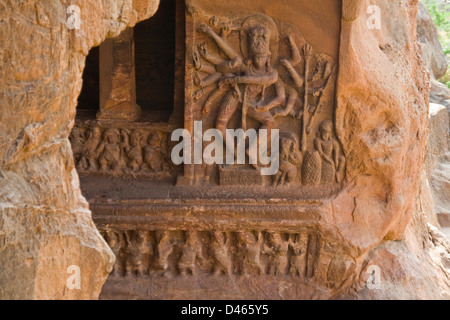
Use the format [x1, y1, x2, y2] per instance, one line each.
[70, 123, 178, 177]
[99, 228, 353, 284]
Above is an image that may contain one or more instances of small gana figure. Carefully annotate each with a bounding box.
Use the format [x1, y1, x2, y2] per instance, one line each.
[96, 128, 122, 172]
[178, 231, 201, 276]
[314, 120, 345, 183]
[143, 132, 165, 172]
[124, 130, 145, 172]
[236, 231, 263, 275]
[273, 133, 302, 186]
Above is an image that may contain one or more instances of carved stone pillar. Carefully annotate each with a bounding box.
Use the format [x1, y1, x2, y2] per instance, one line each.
[98, 28, 141, 121]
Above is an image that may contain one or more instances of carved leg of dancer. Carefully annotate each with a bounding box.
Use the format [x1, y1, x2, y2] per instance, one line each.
[246, 108, 276, 172]
[215, 91, 241, 168]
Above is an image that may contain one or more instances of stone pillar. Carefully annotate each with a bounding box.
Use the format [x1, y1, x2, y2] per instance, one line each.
[98, 28, 141, 121]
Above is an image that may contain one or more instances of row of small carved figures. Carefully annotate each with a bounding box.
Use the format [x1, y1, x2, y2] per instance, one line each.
[100, 229, 320, 278]
[70, 126, 173, 174]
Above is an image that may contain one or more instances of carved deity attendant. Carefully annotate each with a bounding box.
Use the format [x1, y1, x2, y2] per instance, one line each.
[314, 120, 345, 183]
[273, 134, 302, 186]
[263, 233, 289, 276]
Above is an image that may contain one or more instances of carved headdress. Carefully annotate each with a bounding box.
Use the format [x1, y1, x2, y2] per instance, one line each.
[280, 131, 300, 149]
[240, 14, 279, 64]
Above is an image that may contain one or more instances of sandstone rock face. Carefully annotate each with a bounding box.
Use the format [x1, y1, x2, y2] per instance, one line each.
[428, 104, 450, 231]
[430, 78, 450, 107]
[335, 0, 450, 299]
[427, 104, 449, 174]
[0, 0, 159, 299]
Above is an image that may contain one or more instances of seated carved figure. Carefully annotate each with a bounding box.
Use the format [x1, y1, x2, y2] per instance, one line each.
[273, 133, 302, 186]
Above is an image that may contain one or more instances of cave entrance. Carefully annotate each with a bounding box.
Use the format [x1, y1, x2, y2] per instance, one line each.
[71, 0, 184, 185]
[76, 0, 183, 124]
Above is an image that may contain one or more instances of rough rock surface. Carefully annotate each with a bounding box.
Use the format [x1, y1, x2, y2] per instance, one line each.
[427, 104, 449, 174]
[417, 2, 450, 238]
[428, 104, 450, 230]
[335, 0, 450, 299]
[0, 0, 159, 299]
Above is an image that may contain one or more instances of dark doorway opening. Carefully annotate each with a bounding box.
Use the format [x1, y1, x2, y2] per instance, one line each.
[77, 46, 99, 118]
[135, 0, 176, 122]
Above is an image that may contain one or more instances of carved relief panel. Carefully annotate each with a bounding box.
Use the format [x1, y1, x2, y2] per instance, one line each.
[70, 121, 179, 178]
[183, 0, 345, 190]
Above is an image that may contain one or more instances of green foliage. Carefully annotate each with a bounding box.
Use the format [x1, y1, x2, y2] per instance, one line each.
[423, 0, 450, 88]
